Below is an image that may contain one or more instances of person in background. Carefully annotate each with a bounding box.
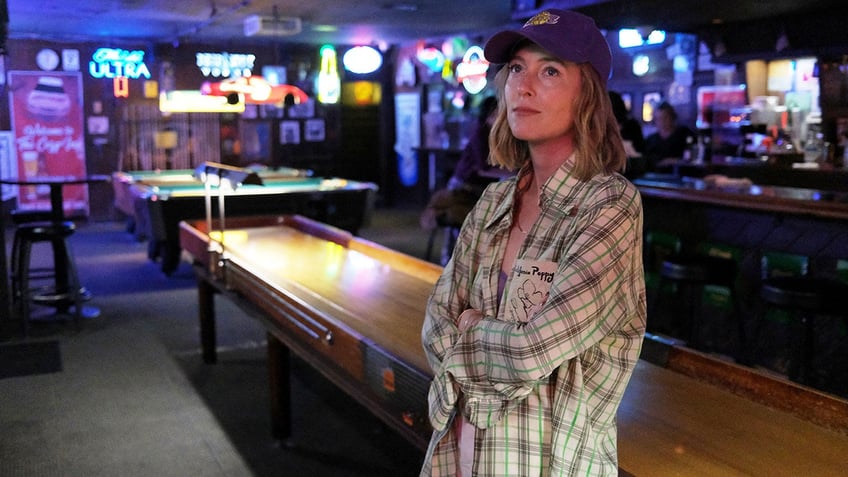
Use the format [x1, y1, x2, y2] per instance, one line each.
[421, 95, 502, 265]
[447, 95, 500, 192]
[420, 9, 646, 476]
[644, 101, 694, 170]
[609, 90, 646, 178]
[609, 91, 644, 155]
[420, 96, 500, 265]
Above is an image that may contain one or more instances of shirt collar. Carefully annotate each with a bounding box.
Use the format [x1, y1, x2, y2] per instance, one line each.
[483, 152, 583, 231]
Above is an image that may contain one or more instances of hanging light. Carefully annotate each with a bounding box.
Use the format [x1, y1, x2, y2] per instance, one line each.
[456, 45, 489, 94]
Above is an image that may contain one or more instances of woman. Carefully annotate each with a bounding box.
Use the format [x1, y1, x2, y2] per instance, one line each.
[420, 9, 646, 476]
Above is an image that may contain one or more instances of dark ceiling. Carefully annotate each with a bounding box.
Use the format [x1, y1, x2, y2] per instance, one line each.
[5, 0, 515, 47]
[564, 0, 848, 34]
[6, 0, 848, 51]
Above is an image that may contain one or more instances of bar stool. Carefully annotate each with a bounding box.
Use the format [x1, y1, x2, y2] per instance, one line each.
[651, 242, 746, 360]
[757, 255, 848, 385]
[9, 210, 57, 298]
[644, 231, 681, 333]
[10, 220, 84, 336]
[425, 214, 462, 265]
[421, 187, 476, 265]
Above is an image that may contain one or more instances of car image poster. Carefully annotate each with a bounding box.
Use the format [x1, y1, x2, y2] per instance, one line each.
[8, 71, 87, 215]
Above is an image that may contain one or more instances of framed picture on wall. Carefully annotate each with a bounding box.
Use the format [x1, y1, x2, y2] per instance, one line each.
[0, 131, 17, 201]
[280, 120, 300, 145]
[240, 120, 272, 160]
[288, 100, 315, 119]
[304, 119, 326, 142]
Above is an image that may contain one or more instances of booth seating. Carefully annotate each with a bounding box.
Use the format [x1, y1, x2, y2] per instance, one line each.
[10, 216, 84, 336]
[758, 253, 848, 385]
[650, 241, 746, 360]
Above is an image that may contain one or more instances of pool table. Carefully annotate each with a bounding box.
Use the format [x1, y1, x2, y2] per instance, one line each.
[112, 168, 378, 275]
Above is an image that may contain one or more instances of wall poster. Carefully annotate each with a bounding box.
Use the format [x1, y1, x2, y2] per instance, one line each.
[8, 71, 87, 214]
[304, 119, 325, 142]
[394, 92, 420, 187]
[280, 120, 300, 145]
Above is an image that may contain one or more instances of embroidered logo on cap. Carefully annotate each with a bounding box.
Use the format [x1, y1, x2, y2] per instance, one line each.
[524, 11, 560, 28]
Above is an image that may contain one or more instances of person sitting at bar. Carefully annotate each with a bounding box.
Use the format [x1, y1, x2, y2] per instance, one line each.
[644, 101, 694, 170]
[422, 96, 502, 265]
[610, 90, 646, 178]
[446, 95, 500, 192]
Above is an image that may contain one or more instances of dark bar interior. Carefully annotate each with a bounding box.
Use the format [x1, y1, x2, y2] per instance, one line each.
[2, 1, 848, 475]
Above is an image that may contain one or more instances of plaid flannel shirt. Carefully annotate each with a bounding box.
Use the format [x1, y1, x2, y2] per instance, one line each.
[420, 160, 646, 476]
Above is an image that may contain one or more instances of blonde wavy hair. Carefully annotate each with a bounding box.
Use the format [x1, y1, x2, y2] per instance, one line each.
[488, 60, 626, 181]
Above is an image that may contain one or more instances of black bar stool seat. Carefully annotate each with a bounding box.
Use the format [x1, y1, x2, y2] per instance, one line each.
[661, 254, 737, 283]
[761, 277, 846, 312]
[653, 250, 746, 360]
[10, 209, 55, 225]
[759, 276, 848, 385]
[10, 220, 84, 335]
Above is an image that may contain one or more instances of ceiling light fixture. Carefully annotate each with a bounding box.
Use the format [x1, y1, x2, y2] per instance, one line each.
[386, 3, 419, 12]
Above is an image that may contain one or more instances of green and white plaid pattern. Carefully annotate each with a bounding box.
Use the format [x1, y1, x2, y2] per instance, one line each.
[421, 159, 646, 476]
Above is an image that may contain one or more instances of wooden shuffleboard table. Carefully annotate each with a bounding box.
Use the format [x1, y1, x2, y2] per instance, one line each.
[179, 215, 848, 475]
[180, 215, 441, 449]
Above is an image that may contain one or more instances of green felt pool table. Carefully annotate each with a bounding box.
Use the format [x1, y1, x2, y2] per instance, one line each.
[112, 169, 378, 275]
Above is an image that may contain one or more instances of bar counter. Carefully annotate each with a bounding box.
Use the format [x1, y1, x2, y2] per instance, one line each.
[634, 173, 848, 220]
[633, 173, 848, 267]
[663, 155, 848, 192]
[634, 173, 848, 398]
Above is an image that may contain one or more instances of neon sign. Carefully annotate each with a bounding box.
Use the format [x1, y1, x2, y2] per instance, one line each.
[316, 45, 340, 104]
[196, 52, 256, 78]
[342, 46, 383, 74]
[159, 91, 245, 113]
[456, 46, 489, 94]
[89, 48, 151, 79]
[201, 76, 308, 105]
[114, 77, 129, 97]
[416, 46, 445, 73]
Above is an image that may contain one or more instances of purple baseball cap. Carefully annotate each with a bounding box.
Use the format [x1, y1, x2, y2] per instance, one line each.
[484, 9, 612, 85]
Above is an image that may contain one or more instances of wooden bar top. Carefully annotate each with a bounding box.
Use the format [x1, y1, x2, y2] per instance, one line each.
[182, 215, 442, 375]
[634, 173, 848, 220]
[619, 360, 848, 476]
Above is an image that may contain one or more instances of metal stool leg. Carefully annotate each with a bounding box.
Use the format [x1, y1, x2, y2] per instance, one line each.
[16, 234, 33, 337]
[54, 236, 83, 330]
